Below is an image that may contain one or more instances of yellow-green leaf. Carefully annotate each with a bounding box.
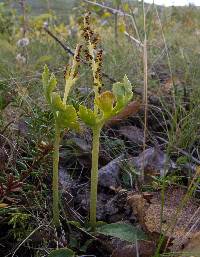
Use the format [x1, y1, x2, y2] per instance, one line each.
[57, 105, 79, 130]
[42, 65, 57, 103]
[112, 75, 133, 112]
[95, 91, 115, 115]
[79, 105, 96, 127]
[42, 65, 50, 86]
[46, 74, 57, 101]
[51, 93, 66, 112]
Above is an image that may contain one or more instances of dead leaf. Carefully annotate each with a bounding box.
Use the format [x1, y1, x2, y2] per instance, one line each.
[127, 193, 149, 229]
[128, 187, 200, 251]
[106, 101, 141, 126]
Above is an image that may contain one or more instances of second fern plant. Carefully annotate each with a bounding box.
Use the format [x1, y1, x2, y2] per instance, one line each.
[42, 45, 82, 227]
[79, 13, 133, 231]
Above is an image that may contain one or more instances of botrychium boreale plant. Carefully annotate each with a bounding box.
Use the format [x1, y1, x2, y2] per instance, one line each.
[42, 44, 82, 227]
[79, 13, 133, 231]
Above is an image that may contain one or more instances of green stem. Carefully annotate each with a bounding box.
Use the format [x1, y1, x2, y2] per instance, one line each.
[90, 125, 101, 231]
[52, 122, 61, 227]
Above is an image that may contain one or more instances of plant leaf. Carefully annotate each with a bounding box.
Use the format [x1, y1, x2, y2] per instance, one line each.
[46, 74, 57, 102]
[42, 65, 50, 91]
[42, 65, 57, 104]
[112, 75, 133, 113]
[51, 93, 66, 112]
[79, 105, 96, 127]
[97, 223, 147, 242]
[95, 91, 115, 116]
[57, 105, 79, 130]
[48, 248, 75, 257]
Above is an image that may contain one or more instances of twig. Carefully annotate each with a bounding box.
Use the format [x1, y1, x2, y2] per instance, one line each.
[128, 4, 141, 42]
[142, 0, 148, 183]
[124, 31, 144, 50]
[44, 27, 74, 56]
[83, 0, 134, 17]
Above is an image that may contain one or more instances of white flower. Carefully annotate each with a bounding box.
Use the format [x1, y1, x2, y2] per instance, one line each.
[16, 53, 26, 64]
[17, 38, 30, 47]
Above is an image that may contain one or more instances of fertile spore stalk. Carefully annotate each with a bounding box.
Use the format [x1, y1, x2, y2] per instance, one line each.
[42, 45, 82, 227]
[79, 13, 133, 231]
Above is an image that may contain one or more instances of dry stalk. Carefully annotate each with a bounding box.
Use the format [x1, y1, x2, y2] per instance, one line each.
[142, 0, 148, 183]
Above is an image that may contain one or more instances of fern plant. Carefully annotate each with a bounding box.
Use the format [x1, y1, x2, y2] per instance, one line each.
[42, 44, 82, 227]
[79, 13, 133, 231]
